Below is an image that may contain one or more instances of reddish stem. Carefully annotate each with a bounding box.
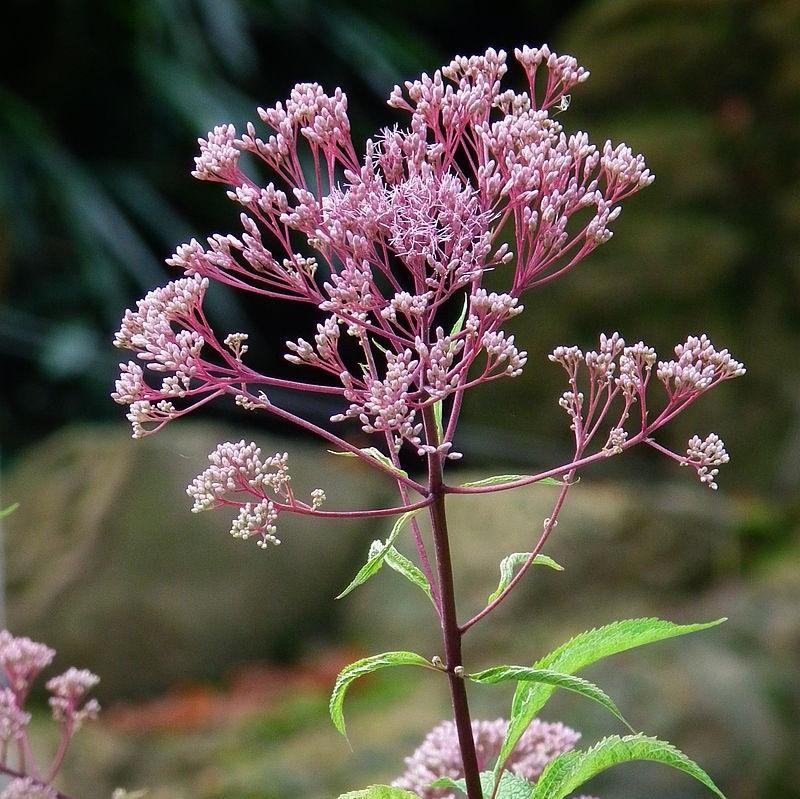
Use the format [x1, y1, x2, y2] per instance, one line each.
[422, 406, 483, 799]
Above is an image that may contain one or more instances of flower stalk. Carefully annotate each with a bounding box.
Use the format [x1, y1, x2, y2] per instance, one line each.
[423, 405, 483, 799]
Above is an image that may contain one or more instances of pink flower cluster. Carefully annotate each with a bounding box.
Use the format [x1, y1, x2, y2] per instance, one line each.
[392, 717, 593, 799]
[0, 631, 99, 797]
[112, 43, 742, 549]
[548, 332, 745, 489]
[186, 440, 326, 549]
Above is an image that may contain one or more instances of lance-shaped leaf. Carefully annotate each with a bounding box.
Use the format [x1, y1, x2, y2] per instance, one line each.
[0, 502, 19, 520]
[530, 734, 726, 799]
[469, 666, 631, 730]
[433, 771, 533, 799]
[328, 447, 408, 478]
[459, 475, 563, 488]
[330, 651, 431, 740]
[487, 552, 563, 603]
[495, 618, 726, 779]
[336, 509, 421, 599]
[338, 787, 420, 799]
[382, 544, 434, 602]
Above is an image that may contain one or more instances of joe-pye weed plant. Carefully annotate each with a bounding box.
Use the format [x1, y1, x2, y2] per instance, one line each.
[113, 44, 744, 799]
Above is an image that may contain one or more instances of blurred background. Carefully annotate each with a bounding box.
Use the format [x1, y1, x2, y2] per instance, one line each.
[1, 0, 798, 797]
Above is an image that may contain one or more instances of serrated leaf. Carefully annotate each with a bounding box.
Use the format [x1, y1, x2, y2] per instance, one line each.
[487, 552, 563, 603]
[459, 475, 563, 488]
[384, 545, 434, 602]
[469, 666, 630, 730]
[495, 618, 726, 779]
[330, 652, 430, 740]
[338, 787, 420, 799]
[0, 503, 19, 520]
[337, 509, 421, 599]
[530, 734, 725, 799]
[433, 771, 533, 799]
[327, 447, 408, 478]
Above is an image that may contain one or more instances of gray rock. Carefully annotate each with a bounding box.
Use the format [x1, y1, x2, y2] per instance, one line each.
[3, 422, 395, 697]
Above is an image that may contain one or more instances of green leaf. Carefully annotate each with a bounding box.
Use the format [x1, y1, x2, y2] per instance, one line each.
[495, 618, 726, 778]
[459, 475, 563, 488]
[433, 399, 444, 442]
[337, 510, 421, 599]
[530, 734, 726, 799]
[383, 545, 434, 602]
[469, 666, 631, 730]
[0, 503, 19, 520]
[433, 771, 533, 799]
[338, 786, 420, 799]
[330, 652, 431, 740]
[487, 552, 563, 603]
[449, 293, 469, 339]
[327, 447, 408, 478]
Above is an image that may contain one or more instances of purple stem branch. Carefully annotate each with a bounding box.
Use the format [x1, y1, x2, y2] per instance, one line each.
[460, 477, 573, 633]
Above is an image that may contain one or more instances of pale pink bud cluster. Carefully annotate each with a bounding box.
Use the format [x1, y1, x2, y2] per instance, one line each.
[392, 717, 583, 799]
[0, 631, 99, 794]
[192, 123, 240, 182]
[549, 332, 744, 489]
[0, 630, 55, 698]
[186, 441, 324, 549]
[657, 334, 745, 399]
[113, 275, 220, 438]
[685, 433, 729, 490]
[46, 667, 101, 729]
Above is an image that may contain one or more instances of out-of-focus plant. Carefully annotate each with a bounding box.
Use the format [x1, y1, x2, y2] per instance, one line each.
[0, 630, 99, 799]
[113, 44, 744, 799]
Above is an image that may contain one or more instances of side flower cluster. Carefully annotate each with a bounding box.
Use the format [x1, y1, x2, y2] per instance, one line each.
[186, 440, 325, 548]
[0, 631, 99, 797]
[548, 333, 744, 488]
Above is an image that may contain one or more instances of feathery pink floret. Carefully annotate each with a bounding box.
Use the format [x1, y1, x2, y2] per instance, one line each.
[392, 717, 581, 799]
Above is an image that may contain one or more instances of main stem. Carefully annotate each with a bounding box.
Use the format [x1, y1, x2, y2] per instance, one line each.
[423, 407, 483, 799]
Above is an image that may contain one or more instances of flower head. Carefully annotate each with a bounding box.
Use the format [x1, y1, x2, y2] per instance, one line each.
[0, 631, 55, 698]
[393, 718, 581, 799]
[46, 667, 101, 729]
